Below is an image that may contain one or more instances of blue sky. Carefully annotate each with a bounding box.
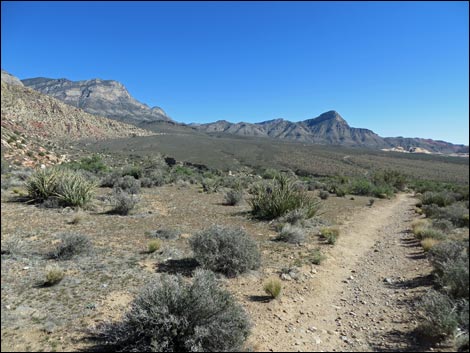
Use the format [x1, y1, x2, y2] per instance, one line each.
[1, 1, 469, 144]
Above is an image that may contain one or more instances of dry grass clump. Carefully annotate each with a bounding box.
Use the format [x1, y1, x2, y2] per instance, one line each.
[263, 278, 282, 299]
[421, 238, 440, 252]
[44, 265, 65, 286]
[320, 227, 340, 245]
[147, 239, 162, 253]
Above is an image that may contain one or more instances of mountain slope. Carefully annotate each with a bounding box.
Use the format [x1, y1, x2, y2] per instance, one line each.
[22, 77, 172, 125]
[196, 111, 387, 147]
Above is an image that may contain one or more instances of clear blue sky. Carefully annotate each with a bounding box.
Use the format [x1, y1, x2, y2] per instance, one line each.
[2, 1, 469, 144]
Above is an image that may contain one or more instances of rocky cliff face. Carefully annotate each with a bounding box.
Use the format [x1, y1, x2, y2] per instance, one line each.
[22, 77, 172, 125]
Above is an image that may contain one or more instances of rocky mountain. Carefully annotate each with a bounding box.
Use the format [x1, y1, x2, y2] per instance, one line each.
[193, 111, 468, 154]
[22, 76, 172, 125]
[1, 75, 153, 167]
[195, 111, 386, 147]
[1, 69, 24, 86]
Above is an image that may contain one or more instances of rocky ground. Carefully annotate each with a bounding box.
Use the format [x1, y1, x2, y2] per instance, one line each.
[0, 185, 453, 352]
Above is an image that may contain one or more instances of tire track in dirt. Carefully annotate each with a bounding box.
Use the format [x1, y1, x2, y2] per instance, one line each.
[251, 193, 434, 352]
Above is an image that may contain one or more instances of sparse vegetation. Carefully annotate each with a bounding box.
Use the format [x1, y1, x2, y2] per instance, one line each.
[109, 188, 139, 215]
[249, 173, 321, 220]
[418, 290, 459, 339]
[93, 269, 251, 352]
[224, 189, 243, 205]
[190, 225, 261, 277]
[113, 175, 141, 194]
[320, 227, 340, 245]
[149, 228, 181, 240]
[147, 239, 162, 253]
[421, 238, 440, 252]
[275, 224, 305, 244]
[44, 265, 65, 286]
[319, 190, 329, 200]
[263, 278, 282, 299]
[309, 248, 326, 265]
[48, 233, 91, 260]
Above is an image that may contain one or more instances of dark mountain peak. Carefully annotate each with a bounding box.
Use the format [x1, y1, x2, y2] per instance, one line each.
[305, 110, 348, 126]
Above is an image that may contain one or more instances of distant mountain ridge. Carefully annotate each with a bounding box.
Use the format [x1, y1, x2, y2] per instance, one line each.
[12, 70, 467, 155]
[22, 76, 172, 125]
[194, 111, 468, 154]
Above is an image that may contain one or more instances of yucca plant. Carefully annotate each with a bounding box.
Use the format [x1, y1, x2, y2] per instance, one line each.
[26, 168, 60, 202]
[55, 170, 97, 207]
[249, 173, 321, 220]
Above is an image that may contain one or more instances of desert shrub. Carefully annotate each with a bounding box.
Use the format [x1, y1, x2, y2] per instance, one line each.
[122, 165, 143, 179]
[262, 168, 279, 179]
[147, 170, 166, 187]
[429, 241, 469, 298]
[275, 224, 305, 244]
[372, 169, 407, 191]
[54, 170, 96, 207]
[190, 226, 261, 277]
[64, 154, 108, 174]
[149, 228, 181, 240]
[335, 186, 347, 197]
[148, 240, 162, 253]
[372, 184, 394, 198]
[418, 290, 458, 338]
[320, 227, 340, 245]
[421, 238, 440, 252]
[277, 208, 309, 225]
[432, 219, 454, 232]
[26, 168, 96, 207]
[319, 190, 329, 200]
[110, 188, 139, 215]
[201, 178, 220, 193]
[421, 191, 456, 207]
[417, 228, 446, 241]
[1, 156, 9, 174]
[309, 248, 326, 265]
[44, 265, 65, 286]
[249, 174, 321, 220]
[94, 269, 251, 352]
[411, 219, 431, 238]
[224, 189, 243, 206]
[263, 278, 282, 299]
[139, 177, 154, 188]
[423, 203, 469, 227]
[48, 233, 91, 260]
[113, 175, 141, 194]
[350, 178, 375, 196]
[26, 168, 60, 202]
[100, 170, 122, 187]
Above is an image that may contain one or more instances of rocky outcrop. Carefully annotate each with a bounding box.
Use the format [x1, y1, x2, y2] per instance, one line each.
[1, 70, 24, 87]
[22, 77, 172, 125]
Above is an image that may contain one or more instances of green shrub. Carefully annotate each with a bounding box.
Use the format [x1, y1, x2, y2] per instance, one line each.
[276, 224, 305, 244]
[350, 178, 374, 196]
[320, 227, 340, 245]
[263, 278, 282, 299]
[122, 165, 143, 179]
[319, 190, 329, 200]
[201, 178, 220, 193]
[372, 169, 407, 191]
[190, 226, 261, 277]
[224, 189, 243, 206]
[421, 191, 456, 207]
[26, 168, 96, 207]
[54, 170, 96, 207]
[64, 154, 108, 174]
[110, 188, 139, 215]
[309, 248, 326, 265]
[93, 269, 251, 352]
[249, 174, 321, 220]
[148, 240, 162, 253]
[48, 233, 91, 260]
[432, 219, 454, 232]
[417, 228, 446, 241]
[418, 290, 458, 339]
[277, 208, 309, 225]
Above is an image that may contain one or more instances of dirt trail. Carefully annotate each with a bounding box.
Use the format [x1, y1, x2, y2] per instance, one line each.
[250, 193, 435, 352]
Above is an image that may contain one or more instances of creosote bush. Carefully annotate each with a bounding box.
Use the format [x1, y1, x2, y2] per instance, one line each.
[190, 225, 261, 277]
[276, 224, 305, 244]
[249, 173, 321, 220]
[263, 278, 282, 299]
[48, 233, 91, 260]
[93, 269, 251, 352]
